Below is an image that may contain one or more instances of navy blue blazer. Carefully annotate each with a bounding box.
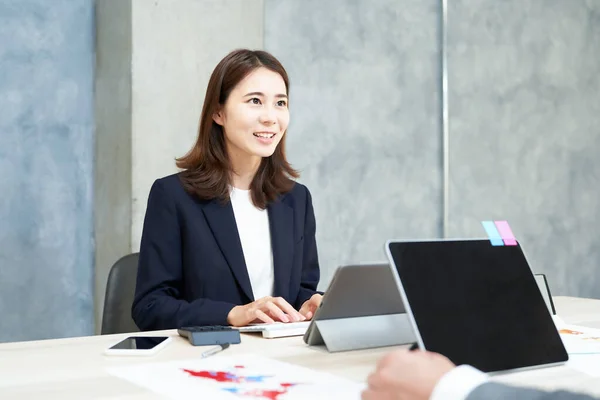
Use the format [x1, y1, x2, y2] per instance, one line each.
[131, 173, 321, 331]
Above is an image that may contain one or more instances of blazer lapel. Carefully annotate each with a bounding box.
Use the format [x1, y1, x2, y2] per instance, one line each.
[268, 196, 294, 301]
[202, 200, 254, 301]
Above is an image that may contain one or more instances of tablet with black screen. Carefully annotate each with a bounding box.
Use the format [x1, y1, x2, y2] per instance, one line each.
[385, 239, 568, 373]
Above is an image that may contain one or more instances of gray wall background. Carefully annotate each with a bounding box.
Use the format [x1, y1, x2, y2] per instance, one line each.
[1, 0, 599, 342]
[447, 0, 600, 299]
[0, 0, 95, 342]
[94, 0, 132, 335]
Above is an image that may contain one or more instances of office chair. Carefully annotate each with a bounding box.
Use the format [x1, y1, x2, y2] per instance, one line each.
[101, 253, 140, 334]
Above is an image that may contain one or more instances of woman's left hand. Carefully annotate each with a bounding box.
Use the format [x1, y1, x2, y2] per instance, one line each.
[299, 293, 323, 320]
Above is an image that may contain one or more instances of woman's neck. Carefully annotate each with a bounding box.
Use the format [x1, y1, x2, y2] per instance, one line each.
[229, 149, 261, 190]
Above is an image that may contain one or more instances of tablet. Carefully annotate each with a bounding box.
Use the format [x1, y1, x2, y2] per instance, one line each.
[303, 263, 415, 351]
[385, 239, 568, 373]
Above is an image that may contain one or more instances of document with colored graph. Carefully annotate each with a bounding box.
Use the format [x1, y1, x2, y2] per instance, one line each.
[107, 354, 364, 399]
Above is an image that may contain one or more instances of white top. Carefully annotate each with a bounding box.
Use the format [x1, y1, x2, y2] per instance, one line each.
[230, 187, 274, 300]
[430, 364, 489, 400]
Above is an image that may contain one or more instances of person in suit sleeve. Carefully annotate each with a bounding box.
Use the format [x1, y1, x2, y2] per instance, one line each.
[131, 49, 323, 331]
[361, 349, 598, 400]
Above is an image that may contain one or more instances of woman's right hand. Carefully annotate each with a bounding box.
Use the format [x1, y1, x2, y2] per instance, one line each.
[226, 296, 306, 327]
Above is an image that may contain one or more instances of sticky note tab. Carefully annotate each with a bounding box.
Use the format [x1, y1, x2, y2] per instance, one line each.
[481, 221, 504, 246]
[494, 220, 517, 246]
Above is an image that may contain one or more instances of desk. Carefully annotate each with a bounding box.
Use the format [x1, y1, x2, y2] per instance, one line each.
[1, 296, 599, 399]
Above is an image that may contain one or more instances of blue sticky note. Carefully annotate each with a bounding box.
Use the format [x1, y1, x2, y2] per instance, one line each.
[481, 221, 504, 246]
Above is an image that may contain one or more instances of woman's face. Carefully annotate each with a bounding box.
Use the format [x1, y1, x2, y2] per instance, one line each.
[214, 67, 289, 161]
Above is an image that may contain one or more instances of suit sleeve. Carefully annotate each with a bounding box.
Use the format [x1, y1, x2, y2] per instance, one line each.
[131, 180, 236, 330]
[467, 382, 599, 400]
[294, 186, 323, 309]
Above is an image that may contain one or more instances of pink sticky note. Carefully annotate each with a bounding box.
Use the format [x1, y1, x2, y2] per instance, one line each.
[494, 220, 517, 246]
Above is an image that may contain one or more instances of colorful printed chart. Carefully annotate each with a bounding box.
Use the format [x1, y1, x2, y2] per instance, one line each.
[107, 354, 364, 400]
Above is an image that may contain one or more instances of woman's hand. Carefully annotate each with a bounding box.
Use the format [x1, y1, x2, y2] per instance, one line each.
[299, 293, 322, 320]
[227, 296, 306, 327]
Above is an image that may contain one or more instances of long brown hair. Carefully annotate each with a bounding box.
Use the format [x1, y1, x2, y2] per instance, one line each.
[176, 49, 299, 209]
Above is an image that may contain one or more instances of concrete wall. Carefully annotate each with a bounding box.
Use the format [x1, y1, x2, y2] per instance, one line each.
[0, 0, 95, 342]
[94, 0, 133, 332]
[447, 0, 600, 298]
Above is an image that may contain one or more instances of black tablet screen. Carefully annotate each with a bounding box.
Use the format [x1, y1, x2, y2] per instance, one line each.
[387, 240, 568, 372]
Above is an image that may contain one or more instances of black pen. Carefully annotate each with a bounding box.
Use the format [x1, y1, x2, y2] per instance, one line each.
[201, 343, 230, 358]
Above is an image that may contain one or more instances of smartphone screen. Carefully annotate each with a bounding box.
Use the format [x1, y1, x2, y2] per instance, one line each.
[109, 336, 169, 350]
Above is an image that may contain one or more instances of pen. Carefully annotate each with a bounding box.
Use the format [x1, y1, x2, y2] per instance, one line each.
[201, 343, 230, 358]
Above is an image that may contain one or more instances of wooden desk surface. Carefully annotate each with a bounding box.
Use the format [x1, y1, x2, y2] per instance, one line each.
[1, 296, 599, 399]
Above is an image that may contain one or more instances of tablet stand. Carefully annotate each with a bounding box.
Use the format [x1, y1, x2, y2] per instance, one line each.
[309, 313, 415, 353]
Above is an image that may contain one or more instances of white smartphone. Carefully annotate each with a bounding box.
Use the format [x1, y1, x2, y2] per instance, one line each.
[103, 336, 172, 356]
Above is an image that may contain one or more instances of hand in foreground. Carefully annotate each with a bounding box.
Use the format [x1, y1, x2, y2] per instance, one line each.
[362, 349, 456, 400]
[299, 293, 322, 320]
[227, 296, 306, 327]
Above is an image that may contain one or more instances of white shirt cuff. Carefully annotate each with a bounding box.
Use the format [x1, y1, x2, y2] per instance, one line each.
[430, 365, 489, 400]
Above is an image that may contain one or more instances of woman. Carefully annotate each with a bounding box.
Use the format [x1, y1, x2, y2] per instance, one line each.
[131, 49, 323, 331]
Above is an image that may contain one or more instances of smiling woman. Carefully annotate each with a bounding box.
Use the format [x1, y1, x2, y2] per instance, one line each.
[131, 49, 323, 331]
[176, 50, 298, 209]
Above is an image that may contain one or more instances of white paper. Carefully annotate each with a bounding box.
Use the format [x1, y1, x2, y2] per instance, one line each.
[567, 354, 600, 377]
[553, 320, 600, 377]
[551, 315, 566, 327]
[107, 354, 365, 400]
[557, 323, 600, 355]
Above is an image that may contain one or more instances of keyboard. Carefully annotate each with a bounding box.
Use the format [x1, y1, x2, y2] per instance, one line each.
[235, 321, 311, 338]
[177, 325, 241, 346]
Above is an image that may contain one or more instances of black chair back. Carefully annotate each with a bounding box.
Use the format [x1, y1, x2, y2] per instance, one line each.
[101, 253, 140, 334]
